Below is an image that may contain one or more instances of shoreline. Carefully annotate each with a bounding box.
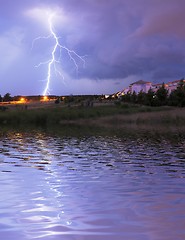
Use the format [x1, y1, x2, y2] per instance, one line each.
[0, 102, 184, 139]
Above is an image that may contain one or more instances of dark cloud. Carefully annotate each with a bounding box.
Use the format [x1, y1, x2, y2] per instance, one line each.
[58, 0, 185, 81]
[0, 0, 185, 95]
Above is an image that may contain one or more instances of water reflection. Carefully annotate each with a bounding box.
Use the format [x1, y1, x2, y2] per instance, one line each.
[0, 132, 185, 239]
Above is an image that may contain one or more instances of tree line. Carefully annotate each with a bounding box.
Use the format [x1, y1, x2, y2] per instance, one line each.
[121, 80, 185, 107]
[0, 93, 12, 102]
[0, 93, 29, 102]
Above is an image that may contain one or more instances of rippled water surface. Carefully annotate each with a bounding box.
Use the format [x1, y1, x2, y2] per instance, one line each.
[0, 132, 185, 240]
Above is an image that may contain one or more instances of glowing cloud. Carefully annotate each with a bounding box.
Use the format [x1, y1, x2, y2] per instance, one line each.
[25, 7, 68, 28]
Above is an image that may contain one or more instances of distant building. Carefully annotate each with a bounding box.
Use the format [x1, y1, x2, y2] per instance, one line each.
[117, 79, 185, 97]
[165, 79, 185, 94]
[151, 83, 165, 93]
[152, 80, 185, 93]
[115, 88, 130, 98]
[129, 80, 152, 94]
[122, 87, 130, 95]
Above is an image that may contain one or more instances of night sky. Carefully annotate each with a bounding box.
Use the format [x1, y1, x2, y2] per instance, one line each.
[0, 0, 185, 96]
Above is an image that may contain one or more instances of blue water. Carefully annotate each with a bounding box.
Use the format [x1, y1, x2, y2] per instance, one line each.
[0, 132, 185, 240]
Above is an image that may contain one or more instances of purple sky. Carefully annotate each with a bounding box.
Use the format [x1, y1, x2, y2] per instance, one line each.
[0, 0, 185, 96]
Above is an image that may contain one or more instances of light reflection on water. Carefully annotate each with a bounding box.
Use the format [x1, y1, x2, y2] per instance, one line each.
[0, 132, 185, 240]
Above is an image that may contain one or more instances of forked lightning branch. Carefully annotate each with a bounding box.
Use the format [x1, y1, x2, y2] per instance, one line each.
[32, 13, 85, 96]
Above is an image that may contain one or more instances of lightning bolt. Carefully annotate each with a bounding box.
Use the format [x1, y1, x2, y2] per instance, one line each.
[33, 12, 85, 96]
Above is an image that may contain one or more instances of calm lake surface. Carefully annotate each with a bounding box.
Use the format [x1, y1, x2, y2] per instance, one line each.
[0, 132, 185, 240]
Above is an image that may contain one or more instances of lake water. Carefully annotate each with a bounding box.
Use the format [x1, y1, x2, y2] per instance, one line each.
[0, 132, 185, 240]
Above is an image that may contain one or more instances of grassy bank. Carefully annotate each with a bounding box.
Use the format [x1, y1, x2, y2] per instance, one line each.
[0, 103, 185, 138]
[0, 103, 173, 124]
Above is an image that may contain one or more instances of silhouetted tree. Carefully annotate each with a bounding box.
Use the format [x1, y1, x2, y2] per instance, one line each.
[130, 91, 137, 103]
[144, 88, 155, 106]
[137, 91, 146, 105]
[155, 83, 168, 106]
[55, 98, 60, 104]
[121, 92, 131, 102]
[3, 93, 12, 102]
[168, 80, 185, 107]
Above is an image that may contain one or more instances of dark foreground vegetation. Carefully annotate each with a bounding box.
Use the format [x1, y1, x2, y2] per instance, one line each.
[0, 102, 185, 139]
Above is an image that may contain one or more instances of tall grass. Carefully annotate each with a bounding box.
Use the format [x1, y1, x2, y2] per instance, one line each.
[0, 104, 184, 129]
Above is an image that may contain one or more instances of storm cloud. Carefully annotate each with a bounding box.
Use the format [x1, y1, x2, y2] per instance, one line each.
[0, 0, 185, 95]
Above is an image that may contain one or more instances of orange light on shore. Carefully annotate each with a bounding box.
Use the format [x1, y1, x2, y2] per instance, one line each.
[42, 96, 49, 101]
[20, 97, 26, 102]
